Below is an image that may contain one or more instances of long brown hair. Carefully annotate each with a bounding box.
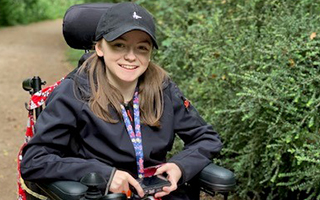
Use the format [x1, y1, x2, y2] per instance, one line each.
[77, 53, 168, 127]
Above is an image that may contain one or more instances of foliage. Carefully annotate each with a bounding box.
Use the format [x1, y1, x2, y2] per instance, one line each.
[0, 0, 84, 26]
[135, 0, 320, 199]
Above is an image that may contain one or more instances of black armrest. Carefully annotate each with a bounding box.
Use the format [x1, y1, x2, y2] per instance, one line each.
[34, 164, 235, 200]
[198, 163, 236, 193]
[36, 181, 87, 200]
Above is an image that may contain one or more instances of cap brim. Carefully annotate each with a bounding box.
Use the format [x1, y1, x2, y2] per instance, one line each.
[102, 25, 158, 49]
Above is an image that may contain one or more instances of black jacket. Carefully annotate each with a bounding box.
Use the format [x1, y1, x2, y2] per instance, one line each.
[21, 73, 222, 185]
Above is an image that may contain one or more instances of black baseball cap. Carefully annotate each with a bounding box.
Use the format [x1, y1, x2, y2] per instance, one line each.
[95, 2, 158, 49]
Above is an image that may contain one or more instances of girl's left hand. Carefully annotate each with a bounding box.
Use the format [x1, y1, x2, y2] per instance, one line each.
[153, 163, 182, 198]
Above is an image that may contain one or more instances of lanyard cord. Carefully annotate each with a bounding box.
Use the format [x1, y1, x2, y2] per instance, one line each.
[120, 89, 144, 178]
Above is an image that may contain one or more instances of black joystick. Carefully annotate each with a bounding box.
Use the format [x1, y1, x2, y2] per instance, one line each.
[80, 173, 107, 199]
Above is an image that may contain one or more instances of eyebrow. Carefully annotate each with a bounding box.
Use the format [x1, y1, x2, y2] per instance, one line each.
[116, 36, 152, 45]
[139, 40, 152, 45]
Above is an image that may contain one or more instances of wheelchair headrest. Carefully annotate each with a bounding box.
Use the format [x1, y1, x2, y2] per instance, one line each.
[63, 3, 114, 50]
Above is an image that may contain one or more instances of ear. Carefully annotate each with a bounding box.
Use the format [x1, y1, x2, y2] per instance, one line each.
[95, 41, 104, 57]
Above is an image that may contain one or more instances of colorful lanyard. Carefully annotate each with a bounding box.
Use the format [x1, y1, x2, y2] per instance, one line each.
[120, 89, 144, 178]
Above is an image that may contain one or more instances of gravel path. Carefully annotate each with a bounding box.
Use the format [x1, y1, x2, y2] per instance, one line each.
[0, 19, 73, 200]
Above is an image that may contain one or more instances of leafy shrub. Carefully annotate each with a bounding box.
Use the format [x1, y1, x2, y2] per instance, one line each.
[136, 0, 320, 199]
[0, 0, 83, 26]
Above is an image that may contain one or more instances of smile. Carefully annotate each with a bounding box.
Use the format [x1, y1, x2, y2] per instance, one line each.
[119, 64, 138, 70]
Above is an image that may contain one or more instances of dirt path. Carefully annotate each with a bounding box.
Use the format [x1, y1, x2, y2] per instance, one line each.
[0, 19, 73, 200]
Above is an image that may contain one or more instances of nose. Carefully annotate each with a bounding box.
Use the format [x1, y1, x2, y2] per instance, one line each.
[124, 49, 136, 61]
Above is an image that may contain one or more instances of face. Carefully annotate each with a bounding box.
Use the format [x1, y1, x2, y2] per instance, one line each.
[95, 30, 153, 89]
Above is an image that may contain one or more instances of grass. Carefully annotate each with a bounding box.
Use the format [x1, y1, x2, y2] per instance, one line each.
[66, 48, 86, 67]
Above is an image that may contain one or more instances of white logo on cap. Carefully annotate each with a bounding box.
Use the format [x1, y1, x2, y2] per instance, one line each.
[133, 12, 142, 19]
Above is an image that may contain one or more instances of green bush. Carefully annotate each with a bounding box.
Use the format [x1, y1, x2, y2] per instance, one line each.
[135, 0, 320, 199]
[0, 0, 83, 26]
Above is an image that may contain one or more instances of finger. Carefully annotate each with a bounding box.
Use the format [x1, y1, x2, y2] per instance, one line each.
[164, 183, 177, 193]
[166, 175, 178, 190]
[127, 175, 145, 197]
[154, 183, 173, 198]
[154, 164, 168, 175]
[109, 179, 124, 193]
[154, 190, 170, 198]
[122, 182, 130, 195]
[109, 171, 124, 192]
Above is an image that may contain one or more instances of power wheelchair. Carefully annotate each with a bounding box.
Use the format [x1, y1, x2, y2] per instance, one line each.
[20, 3, 235, 200]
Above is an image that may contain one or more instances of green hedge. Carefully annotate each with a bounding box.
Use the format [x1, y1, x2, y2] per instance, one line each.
[136, 0, 320, 199]
[0, 0, 84, 26]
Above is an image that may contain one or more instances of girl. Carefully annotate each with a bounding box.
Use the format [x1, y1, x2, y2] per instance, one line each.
[21, 2, 222, 200]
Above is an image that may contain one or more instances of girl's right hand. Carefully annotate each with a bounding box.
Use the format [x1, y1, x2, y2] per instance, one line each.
[109, 170, 145, 198]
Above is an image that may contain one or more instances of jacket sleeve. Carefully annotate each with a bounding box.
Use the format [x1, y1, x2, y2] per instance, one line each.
[20, 79, 114, 182]
[167, 81, 223, 184]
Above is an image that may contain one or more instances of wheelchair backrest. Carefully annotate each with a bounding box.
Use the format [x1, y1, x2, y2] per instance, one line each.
[63, 3, 113, 50]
